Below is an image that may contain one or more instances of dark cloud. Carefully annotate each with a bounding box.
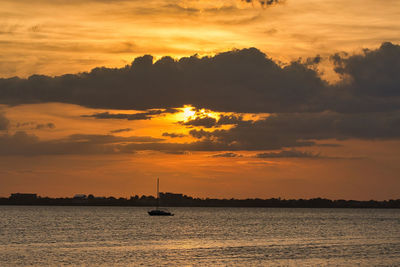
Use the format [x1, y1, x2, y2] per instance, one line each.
[162, 150, 188, 155]
[180, 116, 217, 128]
[217, 114, 244, 125]
[189, 129, 215, 139]
[15, 121, 55, 130]
[0, 131, 163, 156]
[315, 143, 342, 147]
[82, 109, 177, 121]
[181, 114, 244, 128]
[328, 42, 400, 113]
[110, 128, 132, 133]
[255, 150, 364, 160]
[2, 109, 399, 156]
[82, 111, 154, 120]
[0, 47, 327, 113]
[162, 132, 186, 138]
[0, 112, 9, 130]
[255, 150, 320, 158]
[241, 0, 283, 7]
[1, 43, 400, 114]
[212, 152, 242, 158]
[333, 42, 400, 98]
[119, 139, 236, 153]
[35, 122, 55, 130]
[16, 122, 35, 128]
[189, 111, 400, 150]
[304, 55, 322, 67]
[66, 134, 162, 144]
[164, 108, 180, 114]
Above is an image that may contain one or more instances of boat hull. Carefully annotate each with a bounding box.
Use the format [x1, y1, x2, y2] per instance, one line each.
[148, 210, 174, 216]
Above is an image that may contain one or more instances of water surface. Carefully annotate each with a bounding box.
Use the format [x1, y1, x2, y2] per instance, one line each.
[0, 206, 399, 266]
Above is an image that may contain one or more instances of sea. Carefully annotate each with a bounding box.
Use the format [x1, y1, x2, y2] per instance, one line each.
[0, 206, 399, 266]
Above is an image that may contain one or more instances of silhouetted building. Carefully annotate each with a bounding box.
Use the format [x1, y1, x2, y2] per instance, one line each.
[160, 192, 184, 200]
[72, 194, 88, 204]
[10, 193, 37, 201]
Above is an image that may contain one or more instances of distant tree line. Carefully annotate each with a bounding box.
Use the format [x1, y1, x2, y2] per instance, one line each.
[0, 192, 399, 208]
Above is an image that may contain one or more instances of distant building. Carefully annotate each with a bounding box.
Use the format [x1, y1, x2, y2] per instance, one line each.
[160, 192, 184, 200]
[10, 193, 37, 201]
[73, 194, 87, 199]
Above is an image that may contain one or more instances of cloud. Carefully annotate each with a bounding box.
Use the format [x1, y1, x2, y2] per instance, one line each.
[0, 113, 164, 156]
[189, 111, 400, 150]
[0, 47, 328, 113]
[162, 132, 186, 138]
[16, 122, 35, 128]
[181, 114, 245, 128]
[328, 42, 400, 113]
[255, 149, 365, 160]
[35, 122, 55, 130]
[163, 4, 200, 14]
[2, 43, 398, 114]
[2, 109, 398, 156]
[1, 43, 400, 152]
[189, 129, 215, 139]
[15, 121, 56, 130]
[66, 134, 162, 144]
[0, 112, 9, 130]
[217, 114, 244, 125]
[118, 139, 236, 153]
[333, 42, 400, 98]
[82, 108, 178, 121]
[83, 111, 155, 120]
[162, 150, 188, 155]
[212, 152, 243, 158]
[0, 131, 164, 156]
[255, 150, 320, 158]
[110, 128, 132, 133]
[241, 0, 284, 7]
[180, 116, 217, 128]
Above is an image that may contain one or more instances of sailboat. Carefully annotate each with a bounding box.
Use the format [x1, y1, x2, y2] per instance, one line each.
[148, 178, 174, 216]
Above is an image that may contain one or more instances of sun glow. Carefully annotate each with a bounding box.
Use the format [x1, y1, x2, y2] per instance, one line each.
[177, 105, 222, 123]
[196, 108, 220, 120]
[169, 105, 223, 124]
[181, 106, 196, 121]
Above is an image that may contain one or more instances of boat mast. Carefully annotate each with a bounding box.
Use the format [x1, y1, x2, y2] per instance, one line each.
[156, 178, 159, 209]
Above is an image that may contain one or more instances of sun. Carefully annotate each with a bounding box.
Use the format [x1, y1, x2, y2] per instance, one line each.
[169, 105, 221, 123]
[181, 106, 196, 121]
[165, 105, 196, 123]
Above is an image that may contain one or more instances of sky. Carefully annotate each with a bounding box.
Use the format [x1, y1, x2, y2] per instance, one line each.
[0, 0, 400, 200]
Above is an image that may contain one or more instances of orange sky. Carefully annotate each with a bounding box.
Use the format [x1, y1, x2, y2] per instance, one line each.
[0, 0, 400, 200]
[1, 0, 399, 79]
